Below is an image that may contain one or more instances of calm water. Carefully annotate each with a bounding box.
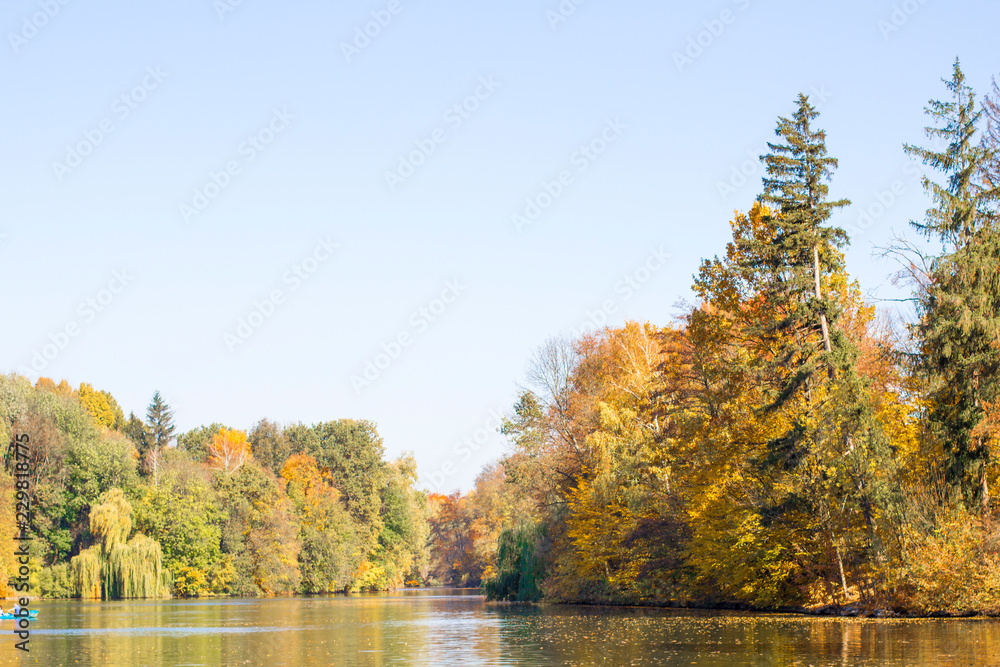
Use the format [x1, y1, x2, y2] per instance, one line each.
[0, 589, 998, 666]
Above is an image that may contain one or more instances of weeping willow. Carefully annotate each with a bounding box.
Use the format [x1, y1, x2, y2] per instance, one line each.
[90, 488, 133, 549]
[73, 488, 171, 599]
[71, 548, 102, 599]
[103, 535, 169, 599]
[0, 471, 15, 597]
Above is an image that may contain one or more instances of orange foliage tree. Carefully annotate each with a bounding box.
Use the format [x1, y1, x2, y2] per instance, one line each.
[207, 428, 252, 475]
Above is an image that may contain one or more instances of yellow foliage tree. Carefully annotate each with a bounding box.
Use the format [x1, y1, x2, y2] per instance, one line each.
[208, 428, 252, 475]
[77, 383, 124, 430]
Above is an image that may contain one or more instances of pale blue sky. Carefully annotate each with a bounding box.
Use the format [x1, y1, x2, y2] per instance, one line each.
[2, 0, 997, 491]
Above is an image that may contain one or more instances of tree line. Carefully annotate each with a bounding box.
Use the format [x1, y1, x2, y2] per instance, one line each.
[429, 59, 1000, 614]
[0, 378, 432, 598]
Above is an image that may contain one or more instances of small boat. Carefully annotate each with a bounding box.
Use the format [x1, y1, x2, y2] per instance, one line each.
[0, 610, 38, 620]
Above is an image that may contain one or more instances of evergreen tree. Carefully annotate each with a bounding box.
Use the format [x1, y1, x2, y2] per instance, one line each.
[984, 77, 1000, 189]
[904, 59, 1000, 510]
[754, 92, 852, 397]
[145, 392, 176, 452]
[739, 95, 896, 590]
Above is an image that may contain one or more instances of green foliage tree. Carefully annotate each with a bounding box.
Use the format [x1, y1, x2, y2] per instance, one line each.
[482, 524, 546, 602]
[307, 420, 389, 556]
[133, 451, 231, 596]
[280, 454, 360, 594]
[904, 59, 1000, 510]
[249, 418, 292, 475]
[123, 412, 152, 455]
[755, 92, 851, 397]
[176, 423, 230, 464]
[369, 454, 429, 590]
[66, 431, 140, 514]
[145, 391, 176, 452]
[214, 462, 300, 596]
[69, 488, 170, 599]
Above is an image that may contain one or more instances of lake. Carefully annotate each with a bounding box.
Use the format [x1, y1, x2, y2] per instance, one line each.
[1, 589, 998, 666]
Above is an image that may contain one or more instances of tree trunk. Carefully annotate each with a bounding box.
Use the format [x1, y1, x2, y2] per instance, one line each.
[983, 468, 991, 516]
[813, 245, 833, 354]
[835, 540, 849, 601]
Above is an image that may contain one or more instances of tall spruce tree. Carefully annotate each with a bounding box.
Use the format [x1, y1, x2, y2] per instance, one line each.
[145, 391, 176, 452]
[904, 59, 1000, 510]
[740, 95, 898, 593]
[747, 93, 852, 408]
[984, 77, 1000, 190]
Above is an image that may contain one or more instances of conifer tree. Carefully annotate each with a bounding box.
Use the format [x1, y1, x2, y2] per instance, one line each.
[145, 391, 176, 452]
[984, 77, 1000, 189]
[748, 93, 852, 407]
[739, 96, 897, 591]
[904, 59, 1000, 510]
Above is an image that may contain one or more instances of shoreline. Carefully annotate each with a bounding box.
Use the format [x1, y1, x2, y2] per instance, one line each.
[23, 588, 1000, 620]
[524, 599, 1000, 620]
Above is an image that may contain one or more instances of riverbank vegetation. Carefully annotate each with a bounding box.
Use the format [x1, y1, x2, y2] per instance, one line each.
[435, 59, 1000, 615]
[0, 379, 431, 599]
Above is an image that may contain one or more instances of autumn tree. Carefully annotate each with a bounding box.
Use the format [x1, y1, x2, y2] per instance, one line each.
[689, 200, 904, 605]
[367, 454, 430, 590]
[428, 492, 481, 586]
[207, 428, 252, 475]
[215, 462, 301, 595]
[35, 378, 73, 397]
[77, 383, 126, 431]
[133, 451, 232, 596]
[299, 420, 389, 558]
[176, 423, 229, 463]
[281, 454, 360, 593]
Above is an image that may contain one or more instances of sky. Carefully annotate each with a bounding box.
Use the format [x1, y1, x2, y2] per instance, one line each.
[2, 0, 997, 493]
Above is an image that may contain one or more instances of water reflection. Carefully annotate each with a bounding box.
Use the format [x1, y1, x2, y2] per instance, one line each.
[0, 591, 997, 666]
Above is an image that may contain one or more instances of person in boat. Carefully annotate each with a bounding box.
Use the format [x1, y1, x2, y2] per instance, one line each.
[6, 604, 19, 616]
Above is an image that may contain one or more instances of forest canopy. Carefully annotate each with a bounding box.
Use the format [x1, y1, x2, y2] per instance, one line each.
[430, 59, 1000, 615]
[0, 378, 430, 599]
